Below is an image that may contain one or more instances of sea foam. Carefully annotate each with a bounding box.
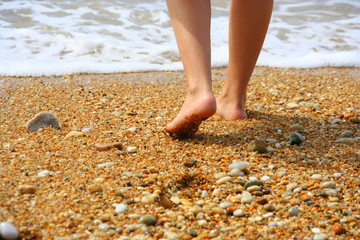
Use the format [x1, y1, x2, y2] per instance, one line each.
[0, 0, 359, 77]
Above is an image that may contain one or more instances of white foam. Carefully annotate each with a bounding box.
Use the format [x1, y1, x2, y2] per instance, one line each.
[0, 0, 359, 76]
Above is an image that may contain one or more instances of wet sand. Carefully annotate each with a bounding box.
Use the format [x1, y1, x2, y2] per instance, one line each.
[0, 67, 359, 239]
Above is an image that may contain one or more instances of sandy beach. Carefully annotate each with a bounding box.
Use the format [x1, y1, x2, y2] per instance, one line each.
[0, 67, 359, 239]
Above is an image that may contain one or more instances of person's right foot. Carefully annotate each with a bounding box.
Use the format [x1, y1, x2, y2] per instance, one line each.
[165, 93, 216, 137]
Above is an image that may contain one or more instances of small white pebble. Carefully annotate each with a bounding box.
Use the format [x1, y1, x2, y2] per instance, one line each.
[219, 202, 232, 209]
[114, 203, 128, 213]
[0, 222, 19, 240]
[127, 146, 137, 153]
[98, 223, 110, 231]
[198, 220, 208, 226]
[333, 172, 342, 178]
[275, 143, 281, 148]
[311, 228, 321, 233]
[261, 176, 271, 181]
[128, 127, 137, 132]
[311, 174, 323, 179]
[249, 176, 258, 181]
[216, 176, 232, 184]
[37, 170, 51, 177]
[263, 212, 274, 218]
[200, 190, 209, 198]
[229, 168, 244, 176]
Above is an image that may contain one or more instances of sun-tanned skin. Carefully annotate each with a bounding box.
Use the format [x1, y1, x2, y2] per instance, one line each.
[165, 0, 273, 136]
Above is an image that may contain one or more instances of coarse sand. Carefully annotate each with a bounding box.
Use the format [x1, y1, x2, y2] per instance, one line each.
[0, 67, 359, 239]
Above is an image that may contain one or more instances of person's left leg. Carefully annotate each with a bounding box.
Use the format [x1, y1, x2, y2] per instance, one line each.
[165, 0, 216, 136]
[216, 0, 273, 120]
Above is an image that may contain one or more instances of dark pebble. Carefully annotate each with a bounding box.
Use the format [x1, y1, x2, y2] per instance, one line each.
[244, 180, 264, 189]
[287, 133, 304, 145]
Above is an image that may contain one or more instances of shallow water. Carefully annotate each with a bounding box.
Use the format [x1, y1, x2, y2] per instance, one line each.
[0, 0, 359, 76]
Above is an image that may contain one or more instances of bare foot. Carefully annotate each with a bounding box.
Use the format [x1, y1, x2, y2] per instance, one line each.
[165, 93, 216, 137]
[216, 94, 248, 120]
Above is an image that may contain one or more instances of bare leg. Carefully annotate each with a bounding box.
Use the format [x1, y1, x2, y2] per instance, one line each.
[165, 0, 216, 136]
[216, 0, 273, 120]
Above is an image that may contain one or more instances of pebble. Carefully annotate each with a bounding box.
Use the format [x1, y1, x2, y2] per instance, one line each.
[335, 138, 355, 143]
[141, 195, 154, 204]
[241, 191, 255, 204]
[0, 222, 19, 240]
[288, 207, 299, 216]
[287, 102, 299, 109]
[98, 223, 110, 231]
[313, 233, 329, 240]
[320, 181, 336, 189]
[228, 161, 250, 171]
[167, 232, 180, 240]
[88, 184, 102, 193]
[200, 191, 209, 198]
[247, 185, 261, 192]
[263, 212, 274, 218]
[187, 228, 198, 237]
[170, 195, 181, 205]
[340, 130, 354, 137]
[261, 176, 271, 181]
[311, 174, 323, 179]
[333, 172, 342, 178]
[95, 143, 114, 151]
[81, 127, 93, 133]
[198, 220, 208, 226]
[37, 170, 51, 177]
[244, 180, 263, 189]
[114, 203, 128, 213]
[159, 194, 172, 209]
[331, 223, 344, 234]
[229, 168, 244, 176]
[331, 119, 342, 124]
[263, 204, 276, 212]
[233, 209, 245, 217]
[98, 162, 115, 168]
[64, 131, 84, 139]
[247, 140, 267, 153]
[18, 184, 36, 194]
[127, 146, 137, 153]
[315, 190, 328, 197]
[26, 111, 60, 132]
[275, 143, 282, 148]
[349, 117, 360, 124]
[287, 133, 304, 145]
[268, 221, 278, 227]
[216, 176, 232, 185]
[286, 182, 298, 191]
[219, 202, 232, 209]
[184, 159, 197, 167]
[140, 215, 157, 226]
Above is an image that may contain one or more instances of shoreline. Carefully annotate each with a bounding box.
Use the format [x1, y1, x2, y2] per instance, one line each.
[0, 66, 359, 239]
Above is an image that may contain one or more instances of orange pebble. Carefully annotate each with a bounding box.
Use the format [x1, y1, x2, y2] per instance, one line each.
[331, 223, 344, 235]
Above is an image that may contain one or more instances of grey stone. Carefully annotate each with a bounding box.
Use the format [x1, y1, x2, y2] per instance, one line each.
[187, 229, 198, 237]
[247, 140, 267, 153]
[26, 111, 60, 132]
[340, 130, 354, 137]
[140, 215, 157, 226]
[244, 180, 263, 189]
[288, 207, 299, 216]
[287, 133, 304, 145]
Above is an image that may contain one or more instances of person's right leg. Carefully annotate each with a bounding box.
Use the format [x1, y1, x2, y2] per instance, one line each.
[216, 0, 273, 120]
[165, 0, 216, 136]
